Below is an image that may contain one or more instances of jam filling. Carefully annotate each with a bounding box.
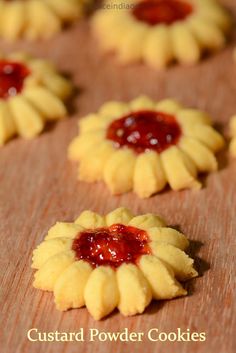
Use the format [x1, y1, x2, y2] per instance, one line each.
[106, 110, 182, 154]
[0, 60, 30, 100]
[72, 224, 151, 268]
[132, 0, 193, 26]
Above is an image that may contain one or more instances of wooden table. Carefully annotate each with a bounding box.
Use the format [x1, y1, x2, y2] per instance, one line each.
[0, 1, 235, 352]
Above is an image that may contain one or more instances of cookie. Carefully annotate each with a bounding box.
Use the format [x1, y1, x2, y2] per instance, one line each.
[0, 0, 88, 40]
[32, 207, 198, 320]
[92, 0, 231, 68]
[229, 115, 236, 157]
[0, 52, 72, 145]
[68, 96, 225, 198]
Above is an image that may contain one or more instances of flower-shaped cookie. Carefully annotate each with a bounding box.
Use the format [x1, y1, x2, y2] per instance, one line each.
[32, 207, 198, 320]
[229, 116, 236, 157]
[0, 0, 88, 40]
[68, 96, 225, 198]
[92, 0, 231, 68]
[0, 53, 72, 145]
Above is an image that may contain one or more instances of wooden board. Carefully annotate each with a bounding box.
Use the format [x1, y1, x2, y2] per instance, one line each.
[0, 1, 235, 352]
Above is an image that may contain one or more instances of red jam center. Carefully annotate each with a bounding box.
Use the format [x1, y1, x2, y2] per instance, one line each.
[106, 110, 182, 154]
[72, 224, 151, 268]
[132, 0, 193, 26]
[0, 60, 30, 100]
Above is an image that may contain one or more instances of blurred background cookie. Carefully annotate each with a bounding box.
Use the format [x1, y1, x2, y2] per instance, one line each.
[0, 52, 72, 145]
[92, 0, 232, 68]
[0, 0, 90, 40]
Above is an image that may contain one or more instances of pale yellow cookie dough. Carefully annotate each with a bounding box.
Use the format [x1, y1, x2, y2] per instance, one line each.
[68, 96, 225, 198]
[229, 115, 236, 157]
[0, 0, 88, 40]
[92, 0, 231, 68]
[0, 52, 72, 145]
[32, 207, 198, 320]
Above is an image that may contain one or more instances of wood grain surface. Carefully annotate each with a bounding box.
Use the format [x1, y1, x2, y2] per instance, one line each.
[0, 1, 235, 352]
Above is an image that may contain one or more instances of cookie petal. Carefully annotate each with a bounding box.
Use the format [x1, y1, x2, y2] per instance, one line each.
[99, 101, 130, 119]
[92, 11, 134, 50]
[130, 96, 155, 111]
[75, 211, 106, 229]
[189, 17, 225, 50]
[1, 2, 25, 40]
[155, 99, 183, 115]
[85, 266, 119, 320]
[33, 250, 75, 291]
[46, 0, 83, 20]
[179, 136, 218, 172]
[182, 124, 225, 152]
[151, 243, 198, 281]
[45, 222, 83, 240]
[106, 207, 134, 226]
[161, 146, 201, 190]
[134, 151, 167, 198]
[197, 1, 231, 31]
[144, 25, 173, 69]
[171, 23, 200, 64]
[24, 87, 66, 120]
[176, 109, 211, 126]
[229, 139, 236, 157]
[79, 141, 115, 182]
[0, 101, 16, 145]
[118, 24, 148, 62]
[117, 263, 152, 316]
[25, 0, 61, 40]
[68, 130, 106, 160]
[229, 116, 236, 136]
[41, 72, 72, 100]
[128, 214, 166, 230]
[104, 149, 136, 194]
[139, 255, 186, 299]
[54, 260, 92, 311]
[32, 238, 73, 269]
[8, 95, 44, 138]
[147, 227, 189, 250]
